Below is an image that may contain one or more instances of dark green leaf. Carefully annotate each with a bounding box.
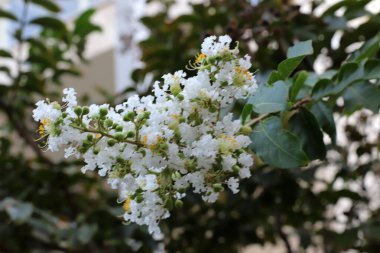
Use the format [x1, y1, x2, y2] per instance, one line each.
[0, 9, 18, 21]
[30, 0, 61, 13]
[241, 103, 253, 124]
[289, 107, 326, 160]
[310, 101, 336, 145]
[74, 9, 101, 37]
[290, 71, 308, 101]
[267, 70, 280, 84]
[278, 56, 303, 79]
[248, 81, 289, 114]
[0, 49, 12, 58]
[343, 81, 380, 113]
[250, 116, 309, 168]
[311, 79, 337, 100]
[364, 59, 380, 79]
[30, 17, 66, 31]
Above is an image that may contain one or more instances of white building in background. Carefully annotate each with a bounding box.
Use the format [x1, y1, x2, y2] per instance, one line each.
[0, 0, 149, 100]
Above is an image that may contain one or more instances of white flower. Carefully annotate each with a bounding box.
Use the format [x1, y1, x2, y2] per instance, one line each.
[33, 35, 258, 240]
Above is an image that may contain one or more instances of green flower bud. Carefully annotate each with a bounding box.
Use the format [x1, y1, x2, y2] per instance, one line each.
[74, 106, 82, 116]
[107, 139, 116, 146]
[99, 107, 108, 117]
[115, 132, 126, 141]
[232, 165, 240, 174]
[62, 112, 68, 118]
[123, 111, 135, 121]
[239, 126, 252, 135]
[212, 183, 223, 192]
[115, 125, 124, 132]
[105, 119, 113, 127]
[82, 106, 90, 115]
[175, 199, 183, 208]
[127, 131, 135, 138]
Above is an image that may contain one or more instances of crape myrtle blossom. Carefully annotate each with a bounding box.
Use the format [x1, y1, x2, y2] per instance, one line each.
[33, 35, 257, 239]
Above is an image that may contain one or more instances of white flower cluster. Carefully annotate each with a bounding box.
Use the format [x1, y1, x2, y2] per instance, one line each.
[33, 35, 257, 239]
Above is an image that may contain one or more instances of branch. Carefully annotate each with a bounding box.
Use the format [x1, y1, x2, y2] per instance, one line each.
[275, 211, 294, 253]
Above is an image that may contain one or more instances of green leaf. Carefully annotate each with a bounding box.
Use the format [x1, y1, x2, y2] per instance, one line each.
[289, 107, 326, 160]
[0, 49, 12, 58]
[311, 79, 337, 100]
[30, 0, 61, 13]
[278, 56, 303, 79]
[287, 40, 313, 58]
[364, 59, 380, 79]
[74, 9, 101, 37]
[30, 17, 66, 31]
[312, 63, 364, 99]
[343, 81, 380, 113]
[290, 71, 308, 101]
[277, 40, 313, 79]
[241, 103, 253, 124]
[310, 101, 336, 145]
[0, 9, 18, 21]
[248, 81, 289, 114]
[267, 70, 280, 84]
[250, 116, 309, 168]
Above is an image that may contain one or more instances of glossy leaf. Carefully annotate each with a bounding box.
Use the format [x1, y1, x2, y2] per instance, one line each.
[343, 81, 380, 113]
[0, 49, 12, 58]
[30, 0, 61, 13]
[289, 107, 326, 160]
[0, 9, 18, 21]
[310, 101, 336, 145]
[290, 71, 308, 101]
[247, 81, 289, 114]
[364, 59, 380, 79]
[30, 17, 66, 31]
[250, 116, 309, 168]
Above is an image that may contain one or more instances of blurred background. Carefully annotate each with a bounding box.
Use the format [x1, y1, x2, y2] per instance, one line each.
[0, 0, 380, 252]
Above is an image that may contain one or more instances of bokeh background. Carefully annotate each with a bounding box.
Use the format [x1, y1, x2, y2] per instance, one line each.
[1, 0, 380, 252]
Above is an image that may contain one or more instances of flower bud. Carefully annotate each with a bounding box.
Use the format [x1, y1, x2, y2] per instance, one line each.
[105, 119, 113, 127]
[82, 106, 90, 115]
[107, 139, 116, 147]
[99, 107, 108, 117]
[232, 165, 240, 174]
[123, 111, 135, 121]
[74, 106, 82, 116]
[175, 199, 183, 208]
[115, 132, 126, 141]
[239, 126, 252, 135]
[115, 125, 123, 132]
[212, 183, 223, 192]
[127, 131, 135, 138]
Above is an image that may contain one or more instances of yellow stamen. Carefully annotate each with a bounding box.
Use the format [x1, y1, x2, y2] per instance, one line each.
[195, 53, 207, 64]
[235, 66, 252, 80]
[123, 198, 131, 212]
[38, 118, 51, 136]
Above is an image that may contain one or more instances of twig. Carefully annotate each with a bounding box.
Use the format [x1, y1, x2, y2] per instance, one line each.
[244, 113, 270, 127]
[275, 211, 294, 253]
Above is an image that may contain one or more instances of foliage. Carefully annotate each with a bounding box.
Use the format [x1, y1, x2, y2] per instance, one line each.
[1, 0, 380, 253]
